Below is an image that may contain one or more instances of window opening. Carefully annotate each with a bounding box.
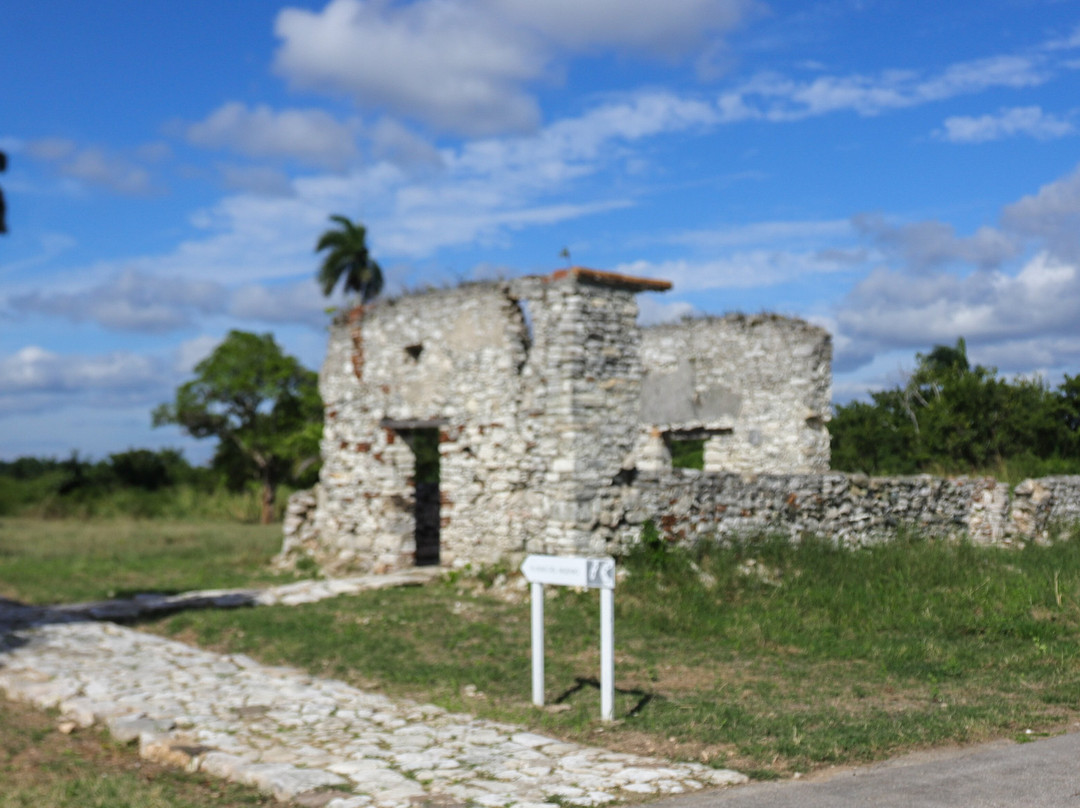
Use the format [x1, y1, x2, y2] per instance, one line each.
[665, 435, 706, 470]
[663, 428, 733, 470]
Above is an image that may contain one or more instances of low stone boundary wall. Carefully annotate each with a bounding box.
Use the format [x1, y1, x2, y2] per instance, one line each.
[283, 473, 1080, 572]
[613, 472, 1080, 550]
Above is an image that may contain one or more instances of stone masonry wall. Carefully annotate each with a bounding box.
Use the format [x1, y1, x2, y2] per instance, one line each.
[290, 269, 670, 573]
[305, 282, 537, 573]
[281, 271, 1080, 575]
[636, 315, 831, 475]
[600, 472, 1080, 552]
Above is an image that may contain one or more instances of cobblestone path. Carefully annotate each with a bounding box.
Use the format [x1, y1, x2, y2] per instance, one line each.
[0, 576, 746, 808]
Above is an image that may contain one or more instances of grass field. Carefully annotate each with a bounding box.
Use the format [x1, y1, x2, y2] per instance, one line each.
[0, 518, 297, 605]
[0, 698, 273, 807]
[143, 530, 1080, 778]
[3, 519, 1080, 783]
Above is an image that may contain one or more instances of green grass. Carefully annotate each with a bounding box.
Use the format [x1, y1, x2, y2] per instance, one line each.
[0, 480, 292, 522]
[0, 698, 273, 807]
[5, 516, 1080, 778]
[148, 530, 1080, 777]
[0, 518, 299, 605]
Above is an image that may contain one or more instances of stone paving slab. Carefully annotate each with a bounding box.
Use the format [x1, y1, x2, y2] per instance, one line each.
[0, 568, 445, 628]
[0, 590, 746, 807]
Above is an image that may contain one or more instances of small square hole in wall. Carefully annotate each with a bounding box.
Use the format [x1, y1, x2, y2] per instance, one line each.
[404, 344, 423, 362]
[663, 434, 705, 470]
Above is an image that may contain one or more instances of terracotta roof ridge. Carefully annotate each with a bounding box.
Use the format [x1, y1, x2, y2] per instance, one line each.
[547, 266, 672, 292]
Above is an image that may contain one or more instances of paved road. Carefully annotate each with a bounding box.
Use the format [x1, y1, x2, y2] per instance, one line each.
[655, 728, 1080, 808]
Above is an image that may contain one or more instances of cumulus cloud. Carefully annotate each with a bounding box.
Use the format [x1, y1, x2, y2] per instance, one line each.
[370, 119, 443, 169]
[24, 138, 154, 195]
[853, 214, 1019, 273]
[717, 55, 1049, 123]
[1001, 164, 1080, 262]
[186, 102, 359, 169]
[836, 164, 1080, 373]
[274, 0, 545, 136]
[273, 0, 754, 136]
[938, 106, 1075, 143]
[837, 252, 1080, 351]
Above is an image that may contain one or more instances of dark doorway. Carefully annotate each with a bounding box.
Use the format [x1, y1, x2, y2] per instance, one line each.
[406, 428, 441, 566]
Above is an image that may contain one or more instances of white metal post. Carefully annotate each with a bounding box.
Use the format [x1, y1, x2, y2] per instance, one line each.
[531, 581, 545, 707]
[600, 586, 614, 721]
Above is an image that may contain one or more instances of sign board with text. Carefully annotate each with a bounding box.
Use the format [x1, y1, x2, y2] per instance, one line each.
[521, 554, 616, 720]
[521, 554, 615, 590]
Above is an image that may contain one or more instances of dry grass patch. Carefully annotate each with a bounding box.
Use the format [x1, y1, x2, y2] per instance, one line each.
[0, 698, 272, 807]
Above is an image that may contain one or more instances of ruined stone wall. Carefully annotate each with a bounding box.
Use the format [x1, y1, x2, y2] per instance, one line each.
[526, 272, 649, 555]
[309, 282, 540, 572]
[282, 272, 1080, 576]
[291, 270, 665, 573]
[597, 472, 1080, 552]
[636, 315, 831, 475]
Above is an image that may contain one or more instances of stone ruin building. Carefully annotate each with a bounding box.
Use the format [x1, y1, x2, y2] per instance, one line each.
[281, 267, 833, 573]
[281, 266, 1080, 574]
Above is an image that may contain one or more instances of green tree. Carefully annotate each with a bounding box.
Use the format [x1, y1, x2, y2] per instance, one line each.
[315, 215, 383, 302]
[153, 331, 322, 523]
[831, 338, 1080, 478]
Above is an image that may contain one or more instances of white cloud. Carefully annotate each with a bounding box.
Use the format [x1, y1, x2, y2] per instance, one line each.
[186, 102, 359, 169]
[0, 346, 163, 394]
[218, 164, 295, 197]
[370, 119, 443, 169]
[274, 0, 545, 136]
[852, 214, 1019, 272]
[717, 55, 1049, 122]
[1001, 164, 1080, 262]
[24, 138, 154, 195]
[833, 161, 1080, 374]
[836, 252, 1080, 364]
[11, 269, 227, 333]
[174, 335, 222, 374]
[1043, 23, 1080, 51]
[491, 0, 757, 57]
[379, 199, 633, 258]
[0, 231, 79, 278]
[9, 269, 334, 334]
[273, 0, 755, 136]
[446, 92, 720, 191]
[615, 248, 853, 293]
[229, 281, 329, 326]
[637, 294, 698, 326]
[938, 106, 1075, 143]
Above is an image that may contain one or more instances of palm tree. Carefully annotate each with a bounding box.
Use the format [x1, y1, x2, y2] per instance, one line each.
[315, 215, 383, 303]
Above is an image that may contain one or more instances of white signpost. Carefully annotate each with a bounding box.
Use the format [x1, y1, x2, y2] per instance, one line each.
[520, 554, 616, 721]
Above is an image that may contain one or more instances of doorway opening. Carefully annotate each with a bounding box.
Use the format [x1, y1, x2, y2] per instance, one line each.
[404, 427, 441, 566]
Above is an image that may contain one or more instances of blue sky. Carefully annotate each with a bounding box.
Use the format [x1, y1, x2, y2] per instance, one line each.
[3, 0, 1080, 463]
